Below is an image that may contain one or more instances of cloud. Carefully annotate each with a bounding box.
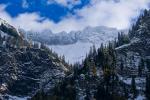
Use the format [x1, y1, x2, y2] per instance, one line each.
[75, 0, 150, 29]
[22, 0, 29, 9]
[0, 0, 150, 33]
[47, 0, 81, 9]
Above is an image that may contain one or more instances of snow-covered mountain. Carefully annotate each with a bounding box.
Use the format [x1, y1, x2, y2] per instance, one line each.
[24, 26, 120, 64]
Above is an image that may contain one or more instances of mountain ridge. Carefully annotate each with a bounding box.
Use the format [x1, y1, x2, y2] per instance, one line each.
[22, 26, 121, 64]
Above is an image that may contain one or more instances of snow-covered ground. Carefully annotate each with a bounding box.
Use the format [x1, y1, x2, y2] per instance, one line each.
[0, 94, 29, 100]
[8, 95, 29, 100]
[122, 77, 146, 86]
[49, 42, 97, 64]
[135, 95, 146, 100]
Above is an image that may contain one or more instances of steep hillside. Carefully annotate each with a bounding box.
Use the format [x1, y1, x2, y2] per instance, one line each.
[116, 10, 150, 74]
[0, 19, 69, 99]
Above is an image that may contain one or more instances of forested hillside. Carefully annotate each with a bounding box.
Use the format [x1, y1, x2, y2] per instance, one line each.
[31, 9, 150, 100]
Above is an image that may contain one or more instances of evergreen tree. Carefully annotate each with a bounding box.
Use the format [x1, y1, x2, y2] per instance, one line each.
[33, 42, 39, 48]
[61, 55, 65, 63]
[117, 32, 130, 47]
[96, 43, 104, 68]
[0, 33, 3, 45]
[123, 83, 128, 98]
[131, 77, 137, 98]
[138, 58, 145, 76]
[146, 75, 150, 99]
[40, 43, 45, 49]
[120, 58, 124, 74]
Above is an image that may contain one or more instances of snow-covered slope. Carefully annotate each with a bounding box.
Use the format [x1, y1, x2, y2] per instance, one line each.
[48, 26, 119, 64]
[24, 26, 120, 64]
[49, 42, 92, 64]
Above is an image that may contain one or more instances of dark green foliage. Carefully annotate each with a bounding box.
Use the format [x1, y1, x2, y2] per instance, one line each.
[146, 75, 150, 99]
[31, 77, 76, 100]
[116, 32, 130, 47]
[138, 58, 145, 76]
[52, 78, 76, 100]
[33, 42, 39, 48]
[131, 77, 137, 98]
[0, 33, 2, 45]
[120, 58, 124, 73]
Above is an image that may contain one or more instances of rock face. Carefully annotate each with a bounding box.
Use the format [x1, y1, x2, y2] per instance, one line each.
[0, 19, 69, 99]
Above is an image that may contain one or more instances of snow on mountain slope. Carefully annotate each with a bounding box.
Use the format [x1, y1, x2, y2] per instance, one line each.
[21, 26, 120, 64]
[48, 26, 120, 64]
[49, 42, 93, 64]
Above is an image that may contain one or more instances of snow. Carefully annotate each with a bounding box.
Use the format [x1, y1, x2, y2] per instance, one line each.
[53, 61, 69, 71]
[0, 95, 29, 100]
[115, 38, 140, 50]
[0, 83, 7, 91]
[135, 95, 146, 100]
[0, 18, 7, 25]
[115, 43, 131, 50]
[49, 42, 103, 64]
[48, 27, 119, 64]
[8, 95, 29, 100]
[121, 77, 146, 85]
[25, 26, 119, 64]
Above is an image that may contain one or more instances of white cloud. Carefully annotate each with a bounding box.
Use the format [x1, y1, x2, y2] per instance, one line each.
[77, 0, 150, 29]
[22, 0, 29, 8]
[47, 0, 81, 9]
[0, 0, 150, 33]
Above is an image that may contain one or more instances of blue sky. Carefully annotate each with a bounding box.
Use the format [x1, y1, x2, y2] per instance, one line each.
[0, 0, 150, 33]
[0, 0, 90, 22]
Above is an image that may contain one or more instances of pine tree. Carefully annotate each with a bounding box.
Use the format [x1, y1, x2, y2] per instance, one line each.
[61, 55, 65, 62]
[0, 33, 2, 45]
[123, 83, 128, 98]
[90, 58, 97, 77]
[33, 42, 39, 48]
[96, 43, 104, 68]
[117, 32, 130, 47]
[131, 77, 137, 98]
[138, 58, 145, 76]
[41, 43, 47, 50]
[120, 58, 124, 74]
[146, 75, 150, 99]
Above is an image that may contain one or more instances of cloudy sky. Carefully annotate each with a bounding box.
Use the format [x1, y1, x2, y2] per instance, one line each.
[0, 0, 150, 33]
